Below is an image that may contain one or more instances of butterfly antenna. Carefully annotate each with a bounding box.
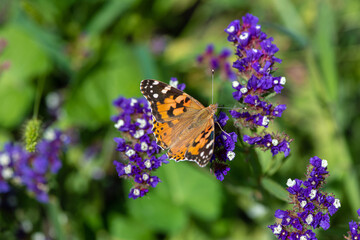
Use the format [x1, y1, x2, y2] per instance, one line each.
[211, 69, 214, 105]
[216, 121, 231, 138]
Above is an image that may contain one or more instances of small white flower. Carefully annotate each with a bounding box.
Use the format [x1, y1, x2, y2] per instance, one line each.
[0, 153, 10, 166]
[273, 225, 282, 234]
[256, 25, 261, 30]
[140, 142, 148, 151]
[227, 25, 235, 33]
[136, 118, 147, 128]
[286, 178, 296, 187]
[266, 142, 271, 147]
[300, 200, 307, 208]
[272, 139, 279, 146]
[321, 159, 328, 168]
[142, 173, 149, 181]
[133, 188, 140, 196]
[262, 116, 269, 126]
[305, 214, 313, 225]
[334, 198, 341, 208]
[280, 77, 286, 85]
[273, 79, 279, 84]
[114, 119, 124, 129]
[144, 159, 152, 168]
[133, 130, 144, 138]
[125, 149, 135, 157]
[130, 98, 137, 106]
[124, 165, 132, 174]
[309, 189, 317, 199]
[253, 49, 258, 53]
[227, 151, 235, 161]
[239, 32, 249, 40]
[44, 129, 56, 141]
[2, 167, 13, 179]
[170, 80, 179, 88]
[232, 81, 240, 88]
[300, 236, 307, 240]
[240, 87, 248, 94]
[222, 135, 227, 140]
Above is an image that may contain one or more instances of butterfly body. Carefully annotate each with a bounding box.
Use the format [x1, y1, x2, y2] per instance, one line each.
[140, 79, 217, 167]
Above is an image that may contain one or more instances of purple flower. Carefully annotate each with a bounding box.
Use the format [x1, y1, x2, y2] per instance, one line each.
[0, 129, 68, 203]
[224, 14, 291, 155]
[243, 134, 292, 157]
[197, 44, 236, 81]
[268, 156, 340, 239]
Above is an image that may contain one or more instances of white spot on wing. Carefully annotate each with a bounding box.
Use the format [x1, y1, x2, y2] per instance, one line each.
[153, 81, 159, 85]
[153, 93, 159, 98]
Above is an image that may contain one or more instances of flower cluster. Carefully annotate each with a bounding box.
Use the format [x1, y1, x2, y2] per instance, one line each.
[243, 133, 291, 157]
[196, 44, 237, 81]
[0, 129, 69, 203]
[211, 112, 237, 181]
[344, 209, 360, 239]
[268, 156, 341, 239]
[224, 13, 291, 156]
[111, 79, 181, 199]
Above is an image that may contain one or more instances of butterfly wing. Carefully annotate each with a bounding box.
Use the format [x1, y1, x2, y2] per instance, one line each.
[140, 79, 204, 122]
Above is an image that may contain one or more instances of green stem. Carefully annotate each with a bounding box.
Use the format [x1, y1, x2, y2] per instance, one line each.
[46, 196, 65, 240]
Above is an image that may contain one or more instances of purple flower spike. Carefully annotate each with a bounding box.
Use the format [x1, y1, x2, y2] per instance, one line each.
[224, 14, 291, 155]
[268, 156, 340, 239]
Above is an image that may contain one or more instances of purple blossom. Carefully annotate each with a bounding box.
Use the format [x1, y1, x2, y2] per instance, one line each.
[197, 44, 237, 81]
[345, 209, 360, 239]
[112, 94, 169, 199]
[225, 14, 291, 155]
[268, 156, 340, 239]
[0, 129, 68, 203]
[243, 134, 291, 157]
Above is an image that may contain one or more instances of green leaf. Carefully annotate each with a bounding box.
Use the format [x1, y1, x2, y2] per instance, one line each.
[108, 213, 154, 240]
[261, 177, 288, 201]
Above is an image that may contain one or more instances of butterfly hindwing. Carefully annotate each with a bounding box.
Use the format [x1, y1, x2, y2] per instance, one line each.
[185, 120, 215, 166]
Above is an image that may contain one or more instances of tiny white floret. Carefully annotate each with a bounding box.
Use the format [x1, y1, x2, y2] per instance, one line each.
[140, 142, 148, 151]
[272, 139, 279, 146]
[300, 200, 307, 208]
[273, 225, 282, 234]
[232, 81, 240, 88]
[286, 178, 296, 187]
[125, 149, 135, 157]
[124, 165, 132, 174]
[262, 116, 269, 126]
[239, 32, 249, 40]
[144, 160, 152, 168]
[309, 189, 317, 199]
[115, 119, 125, 129]
[305, 214, 313, 225]
[227, 26, 235, 33]
[133, 130, 144, 138]
[133, 188, 140, 196]
[0, 153, 10, 166]
[2, 168, 13, 179]
[130, 98, 137, 106]
[334, 199, 341, 208]
[142, 173, 149, 181]
[240, 87, 248, 94]
[280, 77, 286, 85]
[321, 159, 328, 168]
[44, 129, 56, 141]
[136, 118, 146, 128]
[227, 151, 235, 161]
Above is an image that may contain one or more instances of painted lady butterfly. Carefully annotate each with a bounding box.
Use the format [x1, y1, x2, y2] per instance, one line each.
[140, 79, 217, 167]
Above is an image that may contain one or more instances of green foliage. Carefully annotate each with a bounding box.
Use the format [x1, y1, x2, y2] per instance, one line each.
[0, 0, 359, 239]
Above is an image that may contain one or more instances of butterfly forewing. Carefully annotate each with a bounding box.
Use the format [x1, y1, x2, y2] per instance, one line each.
[140, 79, 204, 122]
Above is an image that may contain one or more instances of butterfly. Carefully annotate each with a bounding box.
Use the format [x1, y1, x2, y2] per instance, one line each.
[140, 79, 217, 167]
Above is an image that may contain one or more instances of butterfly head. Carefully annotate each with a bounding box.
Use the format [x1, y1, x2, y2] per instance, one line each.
[208, 104, 218, 116]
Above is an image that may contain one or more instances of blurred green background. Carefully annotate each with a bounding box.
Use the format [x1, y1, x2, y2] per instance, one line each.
[0, 0, 360, 239]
